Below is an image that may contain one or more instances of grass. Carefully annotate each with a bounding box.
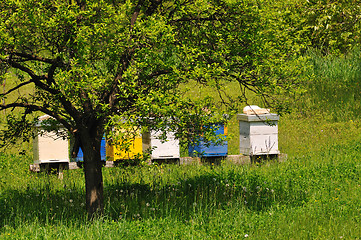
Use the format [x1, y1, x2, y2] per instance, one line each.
[2, 128, 361, 239]
[2, 50, 361, 238]
[300, 48, 361, 122]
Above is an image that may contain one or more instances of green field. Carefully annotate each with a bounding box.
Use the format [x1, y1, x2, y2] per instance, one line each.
[1, 51, 361, 239]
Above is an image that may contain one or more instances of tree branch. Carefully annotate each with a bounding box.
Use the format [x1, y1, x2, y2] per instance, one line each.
[147, 69, 172, 79]
[101, 0, 146, 111]
[145, 0, 163, 16]
[130, 0, 144, 30]
[12, 52, 57, 64]
[0, 102, 74, 131]
[7, 55, 81, 121]
[102, 0, 166, 113]
[7, 55, 47, 82]
[170, 17, 222, 23]
[0, 80, 33, 97]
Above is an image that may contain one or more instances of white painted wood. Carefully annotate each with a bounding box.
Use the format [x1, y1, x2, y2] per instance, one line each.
[150, 131, 180, 159]
[33, 127, 69, 164]
[249, 122, 278, 135]
[237, 113, 279, 122]
[238, 113, 280, 156]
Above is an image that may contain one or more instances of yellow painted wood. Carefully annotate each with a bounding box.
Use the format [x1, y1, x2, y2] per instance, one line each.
[106, 129, 143, 161]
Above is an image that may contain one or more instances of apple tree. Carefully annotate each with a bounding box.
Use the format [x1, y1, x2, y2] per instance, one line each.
[0, 0, 293, 218]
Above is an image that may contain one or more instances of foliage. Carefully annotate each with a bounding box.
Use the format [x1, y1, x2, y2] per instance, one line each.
[303, 0, 361, 53]
[269, 0, 361, 54]
[0, 0, 307, 144]
[0, 0, 273, 140]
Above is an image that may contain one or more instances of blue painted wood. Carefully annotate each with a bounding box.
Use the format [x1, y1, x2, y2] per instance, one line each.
[188, 123, 228, 157]
[75, 136, 106, 162]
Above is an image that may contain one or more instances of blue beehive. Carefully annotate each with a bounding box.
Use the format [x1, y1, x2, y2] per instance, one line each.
[75, 136, 107, 162]
[188, 123, 228, 157]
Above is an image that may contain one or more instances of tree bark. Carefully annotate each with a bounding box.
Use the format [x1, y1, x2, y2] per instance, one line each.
[81, 130, 104, 220]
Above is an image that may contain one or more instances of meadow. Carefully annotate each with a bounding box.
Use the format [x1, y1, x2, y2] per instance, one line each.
[1, 51, 361, 239]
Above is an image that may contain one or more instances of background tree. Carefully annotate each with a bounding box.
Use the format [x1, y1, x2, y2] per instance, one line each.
[0, 0, 297, 219]
[265, 0, 361, 55]
[303, 0, 361, 54]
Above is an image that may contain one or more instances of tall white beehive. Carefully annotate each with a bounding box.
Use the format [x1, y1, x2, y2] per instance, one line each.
[33, 115, 69, 164]
[144, 130, 180, 159]
[237, 110, 279, 156]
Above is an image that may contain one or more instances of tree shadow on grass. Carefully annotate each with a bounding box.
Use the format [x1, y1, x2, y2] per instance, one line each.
[0, 170, 309, 227]
[0, 184, 87, 227]
[104, 172, 309, 221]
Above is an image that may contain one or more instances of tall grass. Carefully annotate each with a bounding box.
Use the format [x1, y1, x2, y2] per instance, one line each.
[302, 48, 361, 121]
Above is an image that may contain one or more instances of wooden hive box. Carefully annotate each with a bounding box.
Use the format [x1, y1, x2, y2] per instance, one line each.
[106, 127, 143, 161]
[33, 116, 69, 164]
[145, 130, 180, 160]
[237, 113, 280, 156]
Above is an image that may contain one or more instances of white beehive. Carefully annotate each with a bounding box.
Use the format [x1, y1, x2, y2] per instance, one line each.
[33, 116, 69, 164]
[145, 130, 180, 159]
[237, 113, 280, 156]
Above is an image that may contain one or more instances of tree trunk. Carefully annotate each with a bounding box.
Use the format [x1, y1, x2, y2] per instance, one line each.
[81, 131, 104, 219]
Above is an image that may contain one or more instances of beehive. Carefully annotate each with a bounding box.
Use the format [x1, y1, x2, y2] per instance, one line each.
[146, 130, 180, 159]
[188, 123, 228, 157]
[75, 136, 107, 162]
[33, 116, 69, 164]
[237, 113, 279, 156]
[106, 128, 143, 161]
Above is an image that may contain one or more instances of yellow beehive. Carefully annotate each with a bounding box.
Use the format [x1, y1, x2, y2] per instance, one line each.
[106, 127, 143, 161]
